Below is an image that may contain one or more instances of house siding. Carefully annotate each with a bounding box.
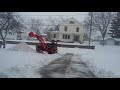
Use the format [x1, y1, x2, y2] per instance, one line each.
[115, 41, 120, 45]
[50, 32, 59, 41]
[59, 33, 74, 42]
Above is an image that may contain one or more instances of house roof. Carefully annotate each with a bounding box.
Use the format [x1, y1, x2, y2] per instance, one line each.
[105, 38, 115, 40]
[49, 31, 59, 33]
[114, 38, 120, 41]
[17, 31, 24, 33]
[60, 17, 83, 26]
[102, 37, 120, 42]
[40, 33, 47, 36]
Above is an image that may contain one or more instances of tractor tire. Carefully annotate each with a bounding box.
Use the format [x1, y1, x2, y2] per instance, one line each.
[55, 49, 58, 53]
[48, 51, 52, 54]
[36, 45, 42, 53]
[48, 50, 53, 54]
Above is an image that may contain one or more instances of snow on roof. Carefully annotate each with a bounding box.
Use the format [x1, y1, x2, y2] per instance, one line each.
[114, 38, 120, 41]
[102, 37, 120, 41]
[99, 37, 111, 40]
[40, 33, 47, 36]
[60, 17, 82, 26]
[50, 31, 59, 33]
[17, 31, 24, 33]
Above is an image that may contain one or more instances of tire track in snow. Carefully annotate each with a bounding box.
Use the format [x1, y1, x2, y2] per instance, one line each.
[40, 53, 96, 78]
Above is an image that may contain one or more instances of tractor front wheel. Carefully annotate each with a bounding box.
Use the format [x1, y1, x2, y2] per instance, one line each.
[36, 45, 43, 53]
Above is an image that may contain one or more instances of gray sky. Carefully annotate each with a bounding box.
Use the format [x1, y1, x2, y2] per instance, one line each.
[20, 12, 88, 23]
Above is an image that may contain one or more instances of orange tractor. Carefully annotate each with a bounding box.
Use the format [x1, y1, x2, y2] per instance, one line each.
[29, 32, 58, 54]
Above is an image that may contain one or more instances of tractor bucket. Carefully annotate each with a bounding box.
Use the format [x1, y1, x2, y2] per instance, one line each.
[29, 32, 35, 37]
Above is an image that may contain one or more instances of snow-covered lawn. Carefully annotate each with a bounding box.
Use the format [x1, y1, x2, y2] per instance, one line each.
[0, 44, 61, 78]
[57, 41, 100, 46]
[0, 43, 120, 78]
[58, 45, 120, 77]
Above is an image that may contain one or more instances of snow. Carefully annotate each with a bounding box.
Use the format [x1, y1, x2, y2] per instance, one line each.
[58, 45, 120, 77]
[114, 38, 120, 41]
[0, 44, 61, 78]
[90, 45, 120, 76]
[8, 42, 36, 52]
[0, 39, 39, 43]
[0, 42, 120, 78]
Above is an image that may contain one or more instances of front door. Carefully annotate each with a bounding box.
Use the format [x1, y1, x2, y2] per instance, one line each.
[74, 35, 79, 42]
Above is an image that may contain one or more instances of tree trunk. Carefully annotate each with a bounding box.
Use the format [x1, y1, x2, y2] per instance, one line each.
[0, 41, 2, 48]
[0, 31, 3, 48]
[3, 39, 6, 48]
[0, 31, 5, 48]
[1, 19, 10, 49]
[102, 37, 105, 47]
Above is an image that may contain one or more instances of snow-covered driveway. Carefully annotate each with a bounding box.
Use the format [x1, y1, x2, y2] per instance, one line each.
[40, 53, 96, 78]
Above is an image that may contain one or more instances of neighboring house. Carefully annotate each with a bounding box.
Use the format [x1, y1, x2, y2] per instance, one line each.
[40, 33, 47, 38]
[0, 30, 24, 40]
[93, 35, 102, 41]
[49, 17, 85, 43]
[114, 38, 120, 45]
[17, 31, 24, 40]
[100, 37, 120, 45]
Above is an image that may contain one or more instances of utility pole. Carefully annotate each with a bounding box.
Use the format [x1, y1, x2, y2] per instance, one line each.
[89, 12, 93, 48]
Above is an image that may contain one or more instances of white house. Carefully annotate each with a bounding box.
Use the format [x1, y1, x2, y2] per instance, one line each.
[0, 30, 24, 40]
[49, 17, 85, 43]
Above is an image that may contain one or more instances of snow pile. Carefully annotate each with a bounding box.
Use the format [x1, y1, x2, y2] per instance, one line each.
[8, 42, 36, 53]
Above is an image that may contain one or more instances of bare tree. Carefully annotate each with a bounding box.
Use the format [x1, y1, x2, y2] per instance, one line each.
[0, 12, 24, 48]
[47, 16, 66, 31]
[93, 12, 115, 46]
[29, 18, 44, 35]
[83, 17, 97, 40]
[84, 12, 114, 46]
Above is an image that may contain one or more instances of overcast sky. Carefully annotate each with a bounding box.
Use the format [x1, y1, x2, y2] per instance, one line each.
[20, 12, 88, 23]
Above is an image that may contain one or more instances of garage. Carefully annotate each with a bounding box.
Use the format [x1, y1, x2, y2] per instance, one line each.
[106, 38, 115, 45]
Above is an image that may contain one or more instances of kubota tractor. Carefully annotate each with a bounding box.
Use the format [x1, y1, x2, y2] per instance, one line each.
[29, 32, 58, 54]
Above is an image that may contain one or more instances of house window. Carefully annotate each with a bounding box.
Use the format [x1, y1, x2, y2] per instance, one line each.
[64, 26, 67, 31]
[63, 35, 65, 39]
[9, 32, 12, 35]
[76, 27, 79, 32]
[63, 34, 70, 39]
[65, 35, 67, 39]
[69, 21, 75, 24]
[54, 34, 56, 38]
[68, 35, 70, 39]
